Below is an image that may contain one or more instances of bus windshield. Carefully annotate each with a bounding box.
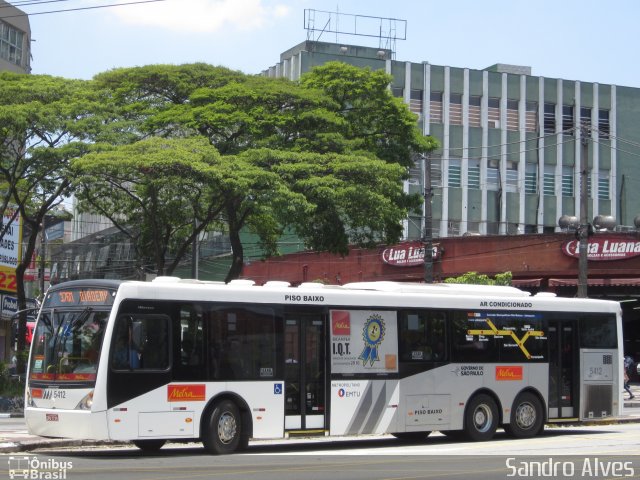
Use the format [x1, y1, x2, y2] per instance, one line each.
[29, 308, 109, 383]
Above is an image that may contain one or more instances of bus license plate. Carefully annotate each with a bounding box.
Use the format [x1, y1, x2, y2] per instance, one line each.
[46, 414, 59, 422]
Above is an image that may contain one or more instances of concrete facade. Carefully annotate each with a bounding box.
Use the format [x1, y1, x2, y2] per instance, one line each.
[264, 41, 640, 240]
[0, 1, 30, 74]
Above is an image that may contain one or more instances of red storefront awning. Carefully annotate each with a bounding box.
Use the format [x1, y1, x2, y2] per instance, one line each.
[548, 278, 640, 287]
[512, 278, 543, 287]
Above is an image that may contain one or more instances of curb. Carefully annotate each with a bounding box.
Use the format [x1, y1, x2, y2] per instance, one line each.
[1, 415, 639, 453]
[0, 439, 125, 453]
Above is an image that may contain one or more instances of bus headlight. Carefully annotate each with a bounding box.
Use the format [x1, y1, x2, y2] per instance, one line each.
[75, 391, 94, 410]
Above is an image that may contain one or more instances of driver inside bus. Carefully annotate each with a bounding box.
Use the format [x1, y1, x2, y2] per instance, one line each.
[113, 320, 140, 369]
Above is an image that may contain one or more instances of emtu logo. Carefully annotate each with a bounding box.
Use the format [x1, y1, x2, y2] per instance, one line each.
[332, 311, 351, 335]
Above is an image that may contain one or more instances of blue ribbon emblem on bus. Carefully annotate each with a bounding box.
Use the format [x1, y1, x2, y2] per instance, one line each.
[359, 314, 385, 366]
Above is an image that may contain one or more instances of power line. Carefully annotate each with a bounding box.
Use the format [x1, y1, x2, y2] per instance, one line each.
[0, 0, 169, 19]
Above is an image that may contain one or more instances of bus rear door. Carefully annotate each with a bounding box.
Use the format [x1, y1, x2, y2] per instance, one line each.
[283, 313, 326, 433]
[548, 320, 579, 419]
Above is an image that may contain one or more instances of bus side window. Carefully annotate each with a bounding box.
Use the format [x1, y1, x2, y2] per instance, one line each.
[112, 316, 140, 369]
[175, 306, 205, 381]
[139, 318, 169, 369]
[399, 310, 447, 375]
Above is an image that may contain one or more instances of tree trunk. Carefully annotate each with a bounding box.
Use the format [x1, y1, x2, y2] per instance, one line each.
[15, 216, 40, 375]
[225, 226, 244, 282]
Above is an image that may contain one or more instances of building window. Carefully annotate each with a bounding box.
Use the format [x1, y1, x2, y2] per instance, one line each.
[487, 160, 500, 191]
[598, 109, 610, 139]
[580, 107, 591, 129]
[562, 166, 574, 197]
[450, 93, 462, 125]
[0, 21, 24, 67]
[525, 163, 537, 194]
[467, 221, 480, 233]
[506, 99, 519, 131]
[506, 161, 518, 192]
[469, 96, 481, 127]
[562, 105, 574, 135]
[488, 98, 500, 128]
[409, 89, 423, 115]
[391, 86, 403, 98]
[598, 171, 610, 200]
[468, 158, 480, 189]
[543, 165, 555, 196]
[544, 103, 556, 135]
[430, 156, 442, 188]
[448, 158, 462, 187]
[525, 102, 537, 132]
[429, 92, 443, 123]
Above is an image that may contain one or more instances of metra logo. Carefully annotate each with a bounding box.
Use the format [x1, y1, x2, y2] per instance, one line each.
[167, 384, 206, 402]
[496, 366, 523, 381]
[332, 311, 351, 335]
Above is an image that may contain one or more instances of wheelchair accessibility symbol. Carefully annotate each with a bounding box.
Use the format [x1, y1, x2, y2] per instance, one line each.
[273, 383, 283, 395]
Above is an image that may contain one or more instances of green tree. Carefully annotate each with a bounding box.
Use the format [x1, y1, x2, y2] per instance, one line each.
[300, 61, 438, 167]
[71, 137, 231, 277]
[79, 63, 437, 281]
[0, 72, 103, 370]
[444, 271, 513, 286]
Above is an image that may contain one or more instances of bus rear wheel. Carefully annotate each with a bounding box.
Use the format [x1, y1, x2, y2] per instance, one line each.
[505, 392, 543, 438]
[132, 439, 166, 452]
[202, 400, 242, 455]
[464, 394, 498, 441]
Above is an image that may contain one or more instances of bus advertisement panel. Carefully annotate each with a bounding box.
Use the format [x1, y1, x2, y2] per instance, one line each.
[330, 310, 398, 374]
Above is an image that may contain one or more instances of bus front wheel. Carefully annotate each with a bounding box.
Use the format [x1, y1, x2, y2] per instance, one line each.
[504, 392, 543, 438]
[202, 400, 242, 455]
[464, 394, 498, 441]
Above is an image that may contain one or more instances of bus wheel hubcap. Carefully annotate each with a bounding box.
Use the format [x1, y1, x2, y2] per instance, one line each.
[515, 402, 536, 429]
[474, 405, 492, 433]
[218, 412, 237, 444]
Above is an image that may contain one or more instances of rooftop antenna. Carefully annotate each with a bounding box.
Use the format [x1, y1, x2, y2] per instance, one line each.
[304, 8, 406, 59]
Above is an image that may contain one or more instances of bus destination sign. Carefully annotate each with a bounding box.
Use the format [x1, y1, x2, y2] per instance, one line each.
[45, 288, 115, 307]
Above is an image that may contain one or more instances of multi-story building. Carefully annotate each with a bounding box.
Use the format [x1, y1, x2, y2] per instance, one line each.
[0, 0, 30, 74]
[263, 40, 639, 239]
[254, 34, 640, 361]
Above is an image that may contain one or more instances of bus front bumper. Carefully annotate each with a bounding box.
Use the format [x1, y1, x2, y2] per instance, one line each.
[25, 408, 110, 440]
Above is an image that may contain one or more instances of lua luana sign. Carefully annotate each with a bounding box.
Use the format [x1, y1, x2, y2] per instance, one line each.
[382, 242, 441, 267]
[562, 236, 640, 261]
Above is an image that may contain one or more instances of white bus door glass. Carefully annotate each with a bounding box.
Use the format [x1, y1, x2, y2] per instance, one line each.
[548, 321, 578, 418]
[284, 315, 325, 430]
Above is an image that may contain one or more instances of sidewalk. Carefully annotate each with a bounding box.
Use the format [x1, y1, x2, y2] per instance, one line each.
[0, 384, 638, 453]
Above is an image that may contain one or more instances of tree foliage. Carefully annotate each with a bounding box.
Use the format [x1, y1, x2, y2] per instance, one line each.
[77, 63, 436, 280]
[444, 271, 513, 286]
[300, 61, 438, 167]
[71, 136, 231, 277]
[0, 72, 105, 369]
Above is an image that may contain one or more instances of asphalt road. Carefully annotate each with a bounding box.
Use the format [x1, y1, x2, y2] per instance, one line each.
[2, 423, 639, 480]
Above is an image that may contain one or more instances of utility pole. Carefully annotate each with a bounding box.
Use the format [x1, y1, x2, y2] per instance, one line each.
[39, 217, 46, 297]
[577, 125, 589, 298]
[191, 219, 199, 279]
[422, 154, 434, 283]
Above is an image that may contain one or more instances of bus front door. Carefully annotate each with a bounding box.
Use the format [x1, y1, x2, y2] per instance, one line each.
[284, 314, 326, 432]
[548, 320, 579, 419]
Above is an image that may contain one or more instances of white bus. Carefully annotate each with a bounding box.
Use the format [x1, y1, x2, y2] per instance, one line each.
[25, 277, 623, 453]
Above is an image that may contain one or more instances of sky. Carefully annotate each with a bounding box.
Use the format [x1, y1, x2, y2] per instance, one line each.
[9, 0, 640, 87]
